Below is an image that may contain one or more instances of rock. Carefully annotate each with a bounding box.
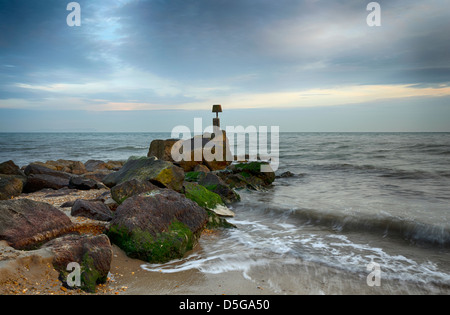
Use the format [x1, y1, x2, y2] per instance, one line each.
[104, 197, 119, 211]
[85, 160, 124, 172]
[181, 134, 232, 172]
[33, 160, 87, 175]
[193, 164, 211, 173]
[45, 234, 112, 293]
[103, 160, 125, 171]
[184, 171, 206, 182]
[229, 161, 276, 185]
[84, 160, 106, 172]
[102, 156, 185, 192]
[82, 170, 114, 182]
[219, 161, 276, 190]
[277, 171, 296, 178]
[111, 179, 159, 205]
[0, 175, 24, 200]
[60, 200, 76, 208]
[71, 199, 113, 222]
[206, 210, 237, 229]
[23, 164, 71, 193]
[148, 133, 233, 172]
[0, 161, 27, 199]
[107, 190, 208, 263]
[0, 199, 74, 250]
[147, 139, 179, 162]
[198, 172, 240, 204]
[216, 172, 264, 190]
[183, 182, 223, 210]
[69, 175, 106, 190]
[0, 160, 25, 177]
[183, 182, 235, 217]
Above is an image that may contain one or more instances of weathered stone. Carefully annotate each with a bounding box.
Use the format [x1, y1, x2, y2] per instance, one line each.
[0, 175, 24, 200]
[0, 199, 74, 250]
[184, 171, 206, 182]
[147, 139, 179, 162]
[229, 161, 276, 185]
[45, 234, 112, 293]
[84, 160, 106, 172]
[69, 175, 106, 190]
[108, 190, 208, 263]
[193, 164, 211, 173]
[71, 199, 113, 222]
[102, 156, 185, 192]
[0, 160, 25, 177]
[85, 160, 124, 172]
[111, 179, 159, 205]
[148, 132, 233, 172]
[32, 160, 87, 175]
[23, 164, 71, 193]
[82, 170, 113, 182]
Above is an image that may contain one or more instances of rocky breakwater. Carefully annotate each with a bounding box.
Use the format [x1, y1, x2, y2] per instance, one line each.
[0, 139, 276, 293]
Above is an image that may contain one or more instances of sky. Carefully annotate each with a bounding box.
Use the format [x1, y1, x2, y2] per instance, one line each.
[0, 0, 449, 132]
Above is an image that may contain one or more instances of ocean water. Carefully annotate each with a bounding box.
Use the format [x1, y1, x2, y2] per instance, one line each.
[1, 132, 449, 294]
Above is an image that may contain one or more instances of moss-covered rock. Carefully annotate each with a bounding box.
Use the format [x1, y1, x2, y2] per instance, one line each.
[46, 234, 112, 294]
[232, 161, 275, 185]
[184, 171, 204, 182]
[108, 220, 194, 263]
[183, 182, 225, 210]
[206, 210, 236, 229]
[107, 190, 208, 263]
[102, 156, 185, 192]
[198, 172, 240, 204]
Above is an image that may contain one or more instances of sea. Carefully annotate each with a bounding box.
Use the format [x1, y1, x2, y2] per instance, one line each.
[1, 132, 449, 294]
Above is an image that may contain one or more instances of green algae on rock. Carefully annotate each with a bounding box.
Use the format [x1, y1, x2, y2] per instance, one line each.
[102, 156, 185, 192]
[107, 190, 208, 263]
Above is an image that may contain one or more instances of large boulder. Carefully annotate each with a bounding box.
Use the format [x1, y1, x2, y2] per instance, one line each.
[69, 175, 106, 190]
[0, 160, 26, 177]
[102, 156, 185, 192]
[107, 189, 208, 263]
[0, 161, 27, 200]
[23, 164, 71, 193]
[0, 175, 24, 200]
[147, 139, 179, 162]
[111, 179, 159, 205]
[0, 199, 74, 250]
[71, 199, 113, 222]
[45, 234, 112, 293]
[148, 132, 233, 172]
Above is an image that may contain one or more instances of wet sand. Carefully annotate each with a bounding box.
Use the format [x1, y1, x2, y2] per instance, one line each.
[2, 239, 448, 295]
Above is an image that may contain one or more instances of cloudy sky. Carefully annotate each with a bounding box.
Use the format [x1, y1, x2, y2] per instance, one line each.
[0, 0, 449, 132]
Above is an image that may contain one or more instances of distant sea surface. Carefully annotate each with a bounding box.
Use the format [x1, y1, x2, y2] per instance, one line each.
[1, 132, 449, 293]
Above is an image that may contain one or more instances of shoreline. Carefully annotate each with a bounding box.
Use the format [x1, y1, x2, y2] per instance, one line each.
[3, 240, 450, 295]
[1, 153, 449, 295]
